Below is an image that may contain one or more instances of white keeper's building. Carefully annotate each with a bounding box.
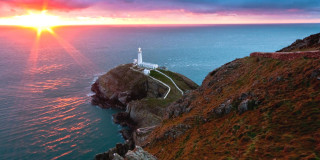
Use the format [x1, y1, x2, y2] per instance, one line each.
[134, 47, 159, 69]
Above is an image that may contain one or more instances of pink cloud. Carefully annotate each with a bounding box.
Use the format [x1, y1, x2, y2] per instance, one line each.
[1, 0, 99, 11]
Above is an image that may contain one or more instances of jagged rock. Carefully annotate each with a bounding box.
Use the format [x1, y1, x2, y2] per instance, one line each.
[118, 92, 131, 105]
[111, 146, 157, 160]
[185, 107, 192, 113]
[164, 92, 194, 119]
[239, 93, 249, 100]
[112, 153, 124, 160]
[116, 143, 127, 156]
[113, 112, 129, 124]
[162, 124, 191, 139]
[213, 99, 232, 115]
[238, 99, 249, 114]
[120, 129, 133, 140]
[136, 126, 158, 136]
[125, 146, 157, 160]
[112, 112, 136, 128]
[110, 93, 119, 101]
[133, 125, 158, 146]
[95, 141, 135, 160]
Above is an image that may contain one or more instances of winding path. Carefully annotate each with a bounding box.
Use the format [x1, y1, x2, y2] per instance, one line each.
[154, 70, 184, 96]
[148, 76, 171, 99]
[130, 66, 171, 99]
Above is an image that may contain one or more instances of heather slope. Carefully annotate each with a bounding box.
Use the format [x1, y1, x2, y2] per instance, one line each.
[144, 56, 320, 159]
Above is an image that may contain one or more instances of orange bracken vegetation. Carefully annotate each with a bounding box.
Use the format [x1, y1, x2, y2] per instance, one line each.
[144, 56, 320, 159]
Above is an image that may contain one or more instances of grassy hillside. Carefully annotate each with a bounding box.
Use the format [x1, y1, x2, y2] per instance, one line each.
[146, 69, 198, 107]
[144, 56, 320, 159]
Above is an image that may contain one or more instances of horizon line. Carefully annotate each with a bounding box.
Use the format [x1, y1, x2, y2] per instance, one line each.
[0, 22, 320, 27]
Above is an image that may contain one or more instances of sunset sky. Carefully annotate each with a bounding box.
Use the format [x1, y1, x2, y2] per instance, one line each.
[0, 0, 320, 25]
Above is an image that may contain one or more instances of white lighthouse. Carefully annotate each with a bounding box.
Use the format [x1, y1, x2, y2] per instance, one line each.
[138, 47, 143, 65]
[134, 47, 158, 69]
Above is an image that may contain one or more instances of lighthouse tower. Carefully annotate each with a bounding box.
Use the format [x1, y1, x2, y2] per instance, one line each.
[138, 47, 143, 65]
[134, 47, 158, 69]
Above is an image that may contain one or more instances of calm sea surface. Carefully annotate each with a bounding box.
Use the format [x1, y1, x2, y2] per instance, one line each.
[0, 24, 319, 159]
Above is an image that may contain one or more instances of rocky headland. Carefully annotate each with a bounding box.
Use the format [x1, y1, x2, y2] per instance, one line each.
[93, 33, 320, 160]
[91, 64, 198, 160]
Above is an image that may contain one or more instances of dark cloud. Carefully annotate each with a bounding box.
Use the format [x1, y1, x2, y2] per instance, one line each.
[93, 0, 320, 16]
[145, 0, 320, 14]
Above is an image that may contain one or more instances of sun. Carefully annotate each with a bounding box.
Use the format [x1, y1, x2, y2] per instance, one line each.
[15, 10, 61, 36]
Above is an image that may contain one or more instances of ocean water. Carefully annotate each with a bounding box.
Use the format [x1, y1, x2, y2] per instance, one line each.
[0, 24, 319, 159]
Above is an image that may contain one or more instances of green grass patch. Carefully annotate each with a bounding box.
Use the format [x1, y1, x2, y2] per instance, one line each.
[158, 69, 198, 91]
[142, 98, 175, 108]
[150, 70, 182, 100]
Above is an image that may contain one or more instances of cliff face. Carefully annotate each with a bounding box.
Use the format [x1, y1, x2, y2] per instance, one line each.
[92, 63, 198, 160]
[143, 56, 320, 159]
[91, 64, 167, 110]
[278, 33, 320, 52]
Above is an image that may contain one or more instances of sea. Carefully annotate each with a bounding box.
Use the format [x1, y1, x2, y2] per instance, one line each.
[0, 24, 319, 159]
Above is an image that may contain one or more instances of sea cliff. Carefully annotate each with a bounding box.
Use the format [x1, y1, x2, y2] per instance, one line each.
[93, 33, 320, 160]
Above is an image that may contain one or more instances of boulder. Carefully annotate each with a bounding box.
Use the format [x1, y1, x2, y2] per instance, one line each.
[125, 146, 157, 160]
[238, 99, 249, 114]
[215, 99, 232, 115]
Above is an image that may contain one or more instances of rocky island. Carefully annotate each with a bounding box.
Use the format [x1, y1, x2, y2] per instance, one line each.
[93, 33, 320, 160]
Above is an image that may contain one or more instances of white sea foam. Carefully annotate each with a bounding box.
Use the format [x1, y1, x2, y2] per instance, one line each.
[86, 92, 95, 97]
[87, 72, 105, 97]
[91, 72, 105, 84]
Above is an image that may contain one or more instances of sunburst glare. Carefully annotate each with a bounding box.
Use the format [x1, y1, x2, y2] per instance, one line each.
[15, 10, 61, 36]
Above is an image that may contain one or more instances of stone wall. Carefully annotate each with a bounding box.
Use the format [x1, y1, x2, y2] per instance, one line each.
[250, 51, 320, 60]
